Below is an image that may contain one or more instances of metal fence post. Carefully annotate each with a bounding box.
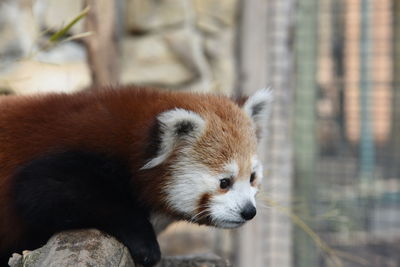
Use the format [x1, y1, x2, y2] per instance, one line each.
[293, 0, 319, 266]
[236, 0, 295, 266]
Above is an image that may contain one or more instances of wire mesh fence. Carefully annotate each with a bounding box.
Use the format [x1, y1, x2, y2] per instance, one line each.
[290, 0, 400, 266]
[237, 0, 400, 266]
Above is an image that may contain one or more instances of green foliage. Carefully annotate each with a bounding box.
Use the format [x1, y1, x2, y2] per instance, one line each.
[49, 6, 90, 43]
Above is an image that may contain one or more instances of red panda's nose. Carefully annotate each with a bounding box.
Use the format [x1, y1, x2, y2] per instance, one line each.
[240, 203, 257, 220]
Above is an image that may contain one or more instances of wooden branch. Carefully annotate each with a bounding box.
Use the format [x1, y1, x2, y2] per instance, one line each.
[84, 0, 119, 88]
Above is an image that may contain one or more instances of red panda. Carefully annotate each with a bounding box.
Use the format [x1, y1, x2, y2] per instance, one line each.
[0, 86, 272, 266]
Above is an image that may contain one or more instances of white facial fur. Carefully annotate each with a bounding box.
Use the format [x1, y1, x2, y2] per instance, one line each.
[165, 156, 262, 228]
[208, 157, 263, 228]
[166, 157, 217, 216]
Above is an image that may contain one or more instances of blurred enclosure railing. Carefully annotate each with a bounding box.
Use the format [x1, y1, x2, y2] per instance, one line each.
[217, 0, 400, 266]
[275, 0, 400, 266]
[1, 0, 400, 266]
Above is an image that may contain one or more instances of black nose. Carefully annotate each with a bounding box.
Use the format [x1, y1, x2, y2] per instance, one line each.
[240, 204, 257, 221]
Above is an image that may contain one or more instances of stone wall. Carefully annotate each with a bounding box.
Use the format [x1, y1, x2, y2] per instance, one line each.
[0, 0, 239, 95]
[0, 0, 90, 94]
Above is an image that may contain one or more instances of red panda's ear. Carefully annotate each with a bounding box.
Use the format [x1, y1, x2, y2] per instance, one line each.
[241, 88, 273, 140]
[141, 109, 206, 170]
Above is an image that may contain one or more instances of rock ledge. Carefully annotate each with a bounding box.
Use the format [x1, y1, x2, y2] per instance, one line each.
[8, 229, 230, 267]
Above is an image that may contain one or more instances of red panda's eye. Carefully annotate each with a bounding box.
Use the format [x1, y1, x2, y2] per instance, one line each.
[219, 178, 231, 189]
[250, 172, 256, 183]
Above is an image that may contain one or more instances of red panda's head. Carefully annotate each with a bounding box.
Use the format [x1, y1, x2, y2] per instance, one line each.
[141, 89, 272, 228]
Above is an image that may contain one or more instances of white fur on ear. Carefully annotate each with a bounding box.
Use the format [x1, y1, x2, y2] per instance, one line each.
[141, 108, 206, 170]
[243, 88, 273, 139]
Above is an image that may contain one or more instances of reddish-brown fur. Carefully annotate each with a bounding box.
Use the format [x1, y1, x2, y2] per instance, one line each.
[196, 193, 212, 224]
[0, 86, 255, 251]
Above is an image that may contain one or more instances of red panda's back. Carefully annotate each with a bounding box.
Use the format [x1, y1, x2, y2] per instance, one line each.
[0, 90, 137, 249]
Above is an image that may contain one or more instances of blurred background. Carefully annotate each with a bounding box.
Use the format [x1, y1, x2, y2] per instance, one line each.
[1, 0, 399, 266]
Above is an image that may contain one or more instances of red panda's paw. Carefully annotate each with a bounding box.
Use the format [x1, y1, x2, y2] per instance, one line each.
[126, 237, 161, 267]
